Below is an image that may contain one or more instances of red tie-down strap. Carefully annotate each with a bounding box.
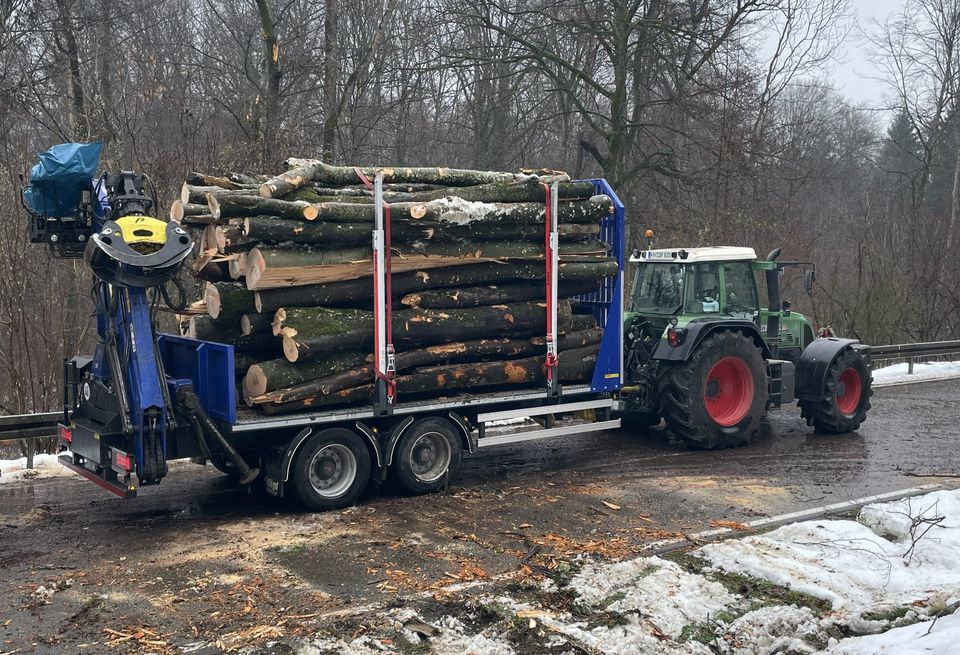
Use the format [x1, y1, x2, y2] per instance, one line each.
[542, 183, 558, 384]
[354, 166, 374, 190]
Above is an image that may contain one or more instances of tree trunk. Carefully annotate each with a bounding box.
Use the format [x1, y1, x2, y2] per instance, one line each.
[408, 179, 596, 203]
[209, 194, 311, 220]
[245, 241, 609, 290]
[205, 282, 257, 319]
[570, 314, 599, 331]
[243, 216, 372, 246]
[280, 300, 573, 362]
[181, 183, 258, 204]
[295, 161, 567, 187]
[258, 345, 599, 413]
[215, 223, 250, 253]
[186, 316, 282, 355]
[185, 172, 255, 190]
[243, 350, 370, 401]
[272, 306, 371, 337]
[170, 200, 210, 222]
[256, 329, 602, 403]
[401, 279, 600, 309]
[259, 158, 327, 198]
[240, 312, 274, 336]
[253, 260, 619, 312]
[302, 195, 612, 224]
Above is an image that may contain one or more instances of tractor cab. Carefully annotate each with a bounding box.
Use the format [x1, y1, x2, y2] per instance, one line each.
[626, 245, 816, 361]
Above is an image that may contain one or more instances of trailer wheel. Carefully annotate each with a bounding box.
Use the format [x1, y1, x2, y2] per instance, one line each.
[289, 428, 371, 511]
[390, 418, 463, 495]
[799, 348, 872, 433]
[659, 329, 767, 449]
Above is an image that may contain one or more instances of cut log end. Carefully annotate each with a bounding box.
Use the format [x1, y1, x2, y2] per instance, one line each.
[272, 307, 287, 336]
[303, 205, 319, 221]
[244, 248, 267, 289]
[170, 200, 184, 223]
[240, 314, 253, 336]
[228, 252, 247, 280]
[244, 365, 268, 403]
[207, 193, 221, 220]
[282, 335, 300, 362]
[258, 183, 273, 199]
[205, 283, 222, 319]
[180, 181, 191, 204]
[254, 291, 264, 314]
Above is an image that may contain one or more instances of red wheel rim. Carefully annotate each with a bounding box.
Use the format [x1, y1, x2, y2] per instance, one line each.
[704, 356, 754, 426]
[836, 367, 862, 416]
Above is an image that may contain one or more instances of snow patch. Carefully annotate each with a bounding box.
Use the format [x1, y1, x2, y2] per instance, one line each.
[825, 610, 960, 654]
[569, 556, 739, 638]
[0, 453, 74, 484]
[699, 489, 960, 627]
[872, 359, 960, 386]
[427, 616, 515, 655]
[717, 605, 828, 654]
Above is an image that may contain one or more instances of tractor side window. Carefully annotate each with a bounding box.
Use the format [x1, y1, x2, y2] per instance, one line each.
[633, 263, 684, 313]
[723, 262, 759, 317]
[684, 263, 721, 313]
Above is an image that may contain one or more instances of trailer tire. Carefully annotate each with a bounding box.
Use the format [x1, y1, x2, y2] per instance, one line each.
[289, 428, 371, 511]
[799, 348, 872, 433]
[390, 418, 463, 495]
[659, 329, 767, 449]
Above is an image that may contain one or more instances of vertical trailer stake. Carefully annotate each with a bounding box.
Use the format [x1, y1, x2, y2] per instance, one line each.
[372, 173, 396, 415]
[544, 181, 561, 403]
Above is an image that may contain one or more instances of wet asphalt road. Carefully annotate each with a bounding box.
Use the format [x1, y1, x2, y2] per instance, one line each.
[0, 380, 957, 654]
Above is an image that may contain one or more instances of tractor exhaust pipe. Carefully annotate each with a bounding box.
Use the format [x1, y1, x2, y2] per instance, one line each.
[766, 249, 782, 357]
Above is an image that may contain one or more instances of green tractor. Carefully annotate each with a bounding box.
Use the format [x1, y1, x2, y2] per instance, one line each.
[620, 238, 872, 448]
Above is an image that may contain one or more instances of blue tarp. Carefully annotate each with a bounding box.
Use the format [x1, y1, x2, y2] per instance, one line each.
[24, 142, 103, 217]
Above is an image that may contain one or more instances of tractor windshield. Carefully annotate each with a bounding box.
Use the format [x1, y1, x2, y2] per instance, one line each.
[633, 263, 685, 313]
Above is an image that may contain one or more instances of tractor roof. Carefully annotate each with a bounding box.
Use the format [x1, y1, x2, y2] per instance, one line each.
[630, 246, 758, 264]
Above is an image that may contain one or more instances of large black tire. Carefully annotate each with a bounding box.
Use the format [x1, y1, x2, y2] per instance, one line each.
[389, 418, 463, 495]
[799, 348, 872, 433]
[659, 329, 767, 449]
[289, 428, 371, 511]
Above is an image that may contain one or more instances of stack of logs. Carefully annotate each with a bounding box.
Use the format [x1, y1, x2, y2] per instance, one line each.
[174, 159, 618, 415]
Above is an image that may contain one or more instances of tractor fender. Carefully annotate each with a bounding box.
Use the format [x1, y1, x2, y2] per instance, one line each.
[652, 319, 772, 362]
[795, 338, 867, 401]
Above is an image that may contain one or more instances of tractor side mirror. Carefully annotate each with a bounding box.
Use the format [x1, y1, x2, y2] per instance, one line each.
[782, 299, 791, 316]
[803, 269, 815, 294]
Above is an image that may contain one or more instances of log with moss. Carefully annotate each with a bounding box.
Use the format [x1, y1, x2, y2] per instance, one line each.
[205, 281, 257, 319]
[279, 300, 573, 363]
[400, 279, 600, 309]
[239, 215, 598, 246]
[253, 260, 619, 313]
[186, 316, 281, 355]
[258, 345, 599, 414]
[243, 350, 371, 402]
[254, 328, 603, 404]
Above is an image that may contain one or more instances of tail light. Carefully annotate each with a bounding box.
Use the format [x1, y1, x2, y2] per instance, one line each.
[111, 448, 133, 473]
[667, 327, 681, 347]
[58, 424, 72, 444]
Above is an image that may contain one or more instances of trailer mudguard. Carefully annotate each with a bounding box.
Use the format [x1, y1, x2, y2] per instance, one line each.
[652, 319, 772, 362]
[794, 337, 865, 401]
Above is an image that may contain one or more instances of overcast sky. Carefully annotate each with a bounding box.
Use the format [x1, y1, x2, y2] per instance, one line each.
[832, 0, 905, 107]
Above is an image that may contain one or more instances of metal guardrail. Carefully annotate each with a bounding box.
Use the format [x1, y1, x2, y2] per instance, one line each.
[0, 411, 62, 443]
[870, 340, 960, 375]
[1, 341, 958, 444]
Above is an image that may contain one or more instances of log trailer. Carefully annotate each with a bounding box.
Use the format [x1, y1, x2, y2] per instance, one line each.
[22, 144, 871, 510]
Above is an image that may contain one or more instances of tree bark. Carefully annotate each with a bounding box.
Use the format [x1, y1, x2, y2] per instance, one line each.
[181, 183, 258, 204]
[240, 312, 274, 336]
[170, 200, 210, 222]
[205, 282, 257, 319]
[408, 179, 596, 203]
[241, 215, 599, 245]
[401, 279, 600, 309]
[186, 316, 281, 355]
[259, 158, 327, 198]
[280, 300, 573, 362]
[296, 161, 567, 187]
[258, 345, 599, 413]
[244, 240, 609, 290]
[302, 195, 612, 224]
[253, 260, 619, 312]
[256, 329, 602, 403]
[209, 194, 311, 220]
[243, 350, 370, 401]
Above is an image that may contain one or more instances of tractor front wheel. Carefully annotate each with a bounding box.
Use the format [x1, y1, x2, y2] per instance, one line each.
[799, 349, 872, 433]
[659, 330, 767, 449]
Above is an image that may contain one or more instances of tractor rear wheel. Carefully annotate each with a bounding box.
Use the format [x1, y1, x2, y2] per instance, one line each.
[659, 329, 767, 449]
[799, 348, 872, 433]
